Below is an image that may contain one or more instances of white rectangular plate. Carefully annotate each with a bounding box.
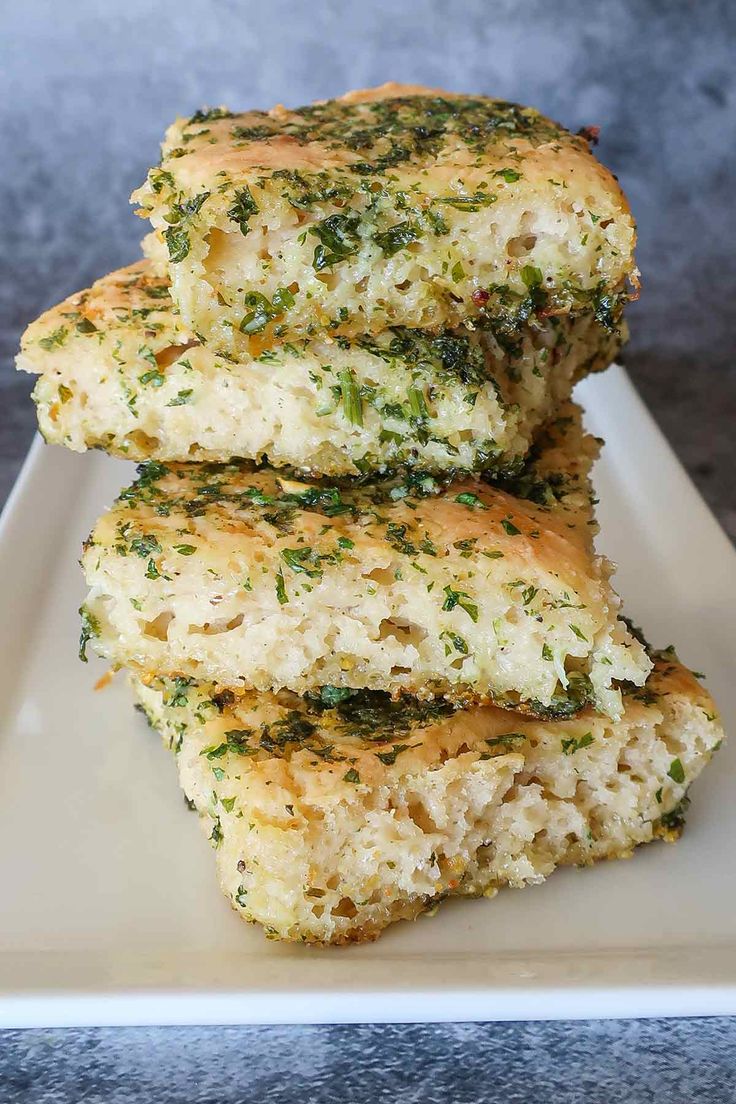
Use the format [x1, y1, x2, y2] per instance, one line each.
[1, 366, 735, 1027]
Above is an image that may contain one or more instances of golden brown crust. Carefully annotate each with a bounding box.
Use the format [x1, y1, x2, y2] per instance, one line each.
[335, 81, 451, 104]
[23, 261, 173, 333]
[161, 83, 623, 198]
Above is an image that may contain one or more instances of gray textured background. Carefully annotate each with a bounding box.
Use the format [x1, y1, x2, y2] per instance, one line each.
[3, 1020, 736, 1103]
[1, 0, 735, 1097]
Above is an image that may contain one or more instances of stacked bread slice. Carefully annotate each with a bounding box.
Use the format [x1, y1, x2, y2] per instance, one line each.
[18, 84, 723, 944]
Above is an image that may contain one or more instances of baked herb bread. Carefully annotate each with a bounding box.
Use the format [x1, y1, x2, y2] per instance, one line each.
[80, 403, 650, 717]
[132, 651, 723, 943]
[19, 260, 623, 476]
[133, 83, 638, 358]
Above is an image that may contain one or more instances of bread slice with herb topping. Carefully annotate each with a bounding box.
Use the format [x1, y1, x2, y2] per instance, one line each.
[130, 651, 723, 944]
[17, 260, 623, 476]
[80, 402, 650, 718]
[132, 82, 638, 359]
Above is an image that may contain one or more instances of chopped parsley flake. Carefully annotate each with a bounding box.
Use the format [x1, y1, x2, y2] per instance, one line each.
[376, 744, 410, 766]
[317, 685, 355, 707]
[561, 732, 594, 755]
[520, 264, 543, 288]
[275, 569, 288, 605]
[78, 607, 100, 662]
[164, 225, 191, 263]
[227, 186, 259, 235]
[374, 220, 422, 256]
[442, 585, 479, 623]
[435, 192, 496, 211]
[130, 534, 162, 558]
[667, 758, 685, 784]
[166, 389, 194, 406]
[281, 547, 323, 577]
[494, 167, 522, 182]
[310, 212, 361, 270]
[240, 288, 294, 335]
[455, 492, 486, 509]
[338, 368, 363, 425]
[39, 326, 68, 351]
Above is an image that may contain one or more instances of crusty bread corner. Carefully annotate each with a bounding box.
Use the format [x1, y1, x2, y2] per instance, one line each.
[130, 652, 724, 944]
[330, 81, 452, 105]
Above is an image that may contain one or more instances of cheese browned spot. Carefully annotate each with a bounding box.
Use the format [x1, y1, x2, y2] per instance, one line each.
[18, 261, 624, 475]
[81, 402, 651, 717]
[131, 653, 723, 944]
[133, 83, 638, 358]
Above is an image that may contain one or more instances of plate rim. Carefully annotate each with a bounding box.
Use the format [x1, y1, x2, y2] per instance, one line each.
[2, 366, 735, 1027]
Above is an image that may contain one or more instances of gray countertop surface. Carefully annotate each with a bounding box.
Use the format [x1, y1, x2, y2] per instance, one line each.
[1, 1020, 736, 1103]
[1, 0, 735, 1098]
